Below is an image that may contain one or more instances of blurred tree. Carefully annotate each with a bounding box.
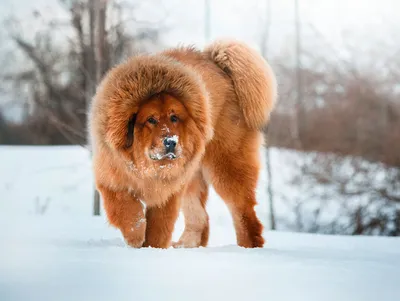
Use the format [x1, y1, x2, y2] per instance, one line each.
[296, 154, 400, 236]
[1, 0, 163, 215]
[2, 0, 162, 145]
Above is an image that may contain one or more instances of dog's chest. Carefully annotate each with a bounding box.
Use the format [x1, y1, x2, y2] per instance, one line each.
[138, 180, 182, 207]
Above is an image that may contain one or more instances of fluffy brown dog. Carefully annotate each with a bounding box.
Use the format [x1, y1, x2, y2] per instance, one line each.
[88, 39, 277, 248]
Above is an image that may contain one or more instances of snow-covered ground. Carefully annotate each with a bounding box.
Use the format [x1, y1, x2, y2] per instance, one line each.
[0, 146, 399, 301]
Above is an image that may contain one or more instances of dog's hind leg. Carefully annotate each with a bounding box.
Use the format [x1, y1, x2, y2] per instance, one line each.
[173, 172, 209, 248]
[204, 139, 265, 248]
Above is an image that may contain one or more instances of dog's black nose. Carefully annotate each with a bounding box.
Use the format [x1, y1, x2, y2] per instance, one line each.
[163, 137, 177, 153]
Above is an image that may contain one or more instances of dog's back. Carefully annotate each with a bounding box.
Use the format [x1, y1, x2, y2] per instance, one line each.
[162, 40, 277, 133]
[161, 46, 235, 130]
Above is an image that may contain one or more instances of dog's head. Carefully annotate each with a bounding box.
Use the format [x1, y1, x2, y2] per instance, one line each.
[89, 55, 212, 180]
[123, 93, 204, 178]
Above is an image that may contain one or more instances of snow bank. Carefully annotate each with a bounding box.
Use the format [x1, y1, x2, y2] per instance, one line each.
[0, 146, 399, 301]
[1, 214, 399, 301]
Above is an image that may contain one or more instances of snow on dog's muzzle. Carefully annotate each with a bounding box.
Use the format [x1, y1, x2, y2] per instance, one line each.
[163, 136, 177, 154]
[149, 135, 179, 161]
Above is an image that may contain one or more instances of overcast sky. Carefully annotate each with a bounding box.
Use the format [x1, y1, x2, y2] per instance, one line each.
[1, 0, 399, 53]
[0, 0, 398, 120]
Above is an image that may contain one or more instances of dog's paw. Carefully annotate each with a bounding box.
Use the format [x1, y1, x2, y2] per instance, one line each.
[238, 234, 265, 248]
[122, 217, 146, 248]
[172, 240, 199, 248]
[124, 235, 145, 248]
[172, 231, 202, 248]
[171, 241, 184, 248]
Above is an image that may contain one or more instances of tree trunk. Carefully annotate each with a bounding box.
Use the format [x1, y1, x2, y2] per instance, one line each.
[260, 0, 276, 230]
[294, 0, 303, 149]
[90, 0, 108, 216]
[266, 135, 276, 230]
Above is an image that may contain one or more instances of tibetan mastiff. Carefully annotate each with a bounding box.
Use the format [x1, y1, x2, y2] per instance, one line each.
[88, 39, 277, 248]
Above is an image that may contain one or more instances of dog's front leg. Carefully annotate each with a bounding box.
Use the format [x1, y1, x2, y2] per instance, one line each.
[98, 185, 146, 248]
[143, 194, 181, 249]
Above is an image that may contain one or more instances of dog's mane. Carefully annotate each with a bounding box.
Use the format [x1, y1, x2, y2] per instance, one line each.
[89, 54, 213, 150]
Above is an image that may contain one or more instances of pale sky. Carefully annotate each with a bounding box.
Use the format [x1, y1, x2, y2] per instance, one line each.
[0, 0, 399, 120]
[1, 0, 399, 53]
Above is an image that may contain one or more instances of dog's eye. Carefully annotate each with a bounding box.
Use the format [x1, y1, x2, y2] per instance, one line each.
[147, 117, 158, 125]
[170, 115, 178, 123]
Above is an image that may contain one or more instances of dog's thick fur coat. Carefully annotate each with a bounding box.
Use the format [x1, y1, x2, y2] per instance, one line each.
[88, 39, 277, 248]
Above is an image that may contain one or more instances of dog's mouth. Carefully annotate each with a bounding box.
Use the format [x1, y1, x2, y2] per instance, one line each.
[149, 152, 177, 161]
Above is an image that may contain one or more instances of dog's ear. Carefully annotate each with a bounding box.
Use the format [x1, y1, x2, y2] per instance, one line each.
[125, 113, 137, 148]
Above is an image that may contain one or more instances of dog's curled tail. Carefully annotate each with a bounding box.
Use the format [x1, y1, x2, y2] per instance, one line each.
[205, 39, 277, 130]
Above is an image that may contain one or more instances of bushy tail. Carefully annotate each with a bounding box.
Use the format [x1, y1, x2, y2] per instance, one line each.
[205, 39, 277, 130]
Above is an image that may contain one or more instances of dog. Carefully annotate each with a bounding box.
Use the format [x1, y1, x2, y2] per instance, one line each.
[88, 39, 277, 248]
